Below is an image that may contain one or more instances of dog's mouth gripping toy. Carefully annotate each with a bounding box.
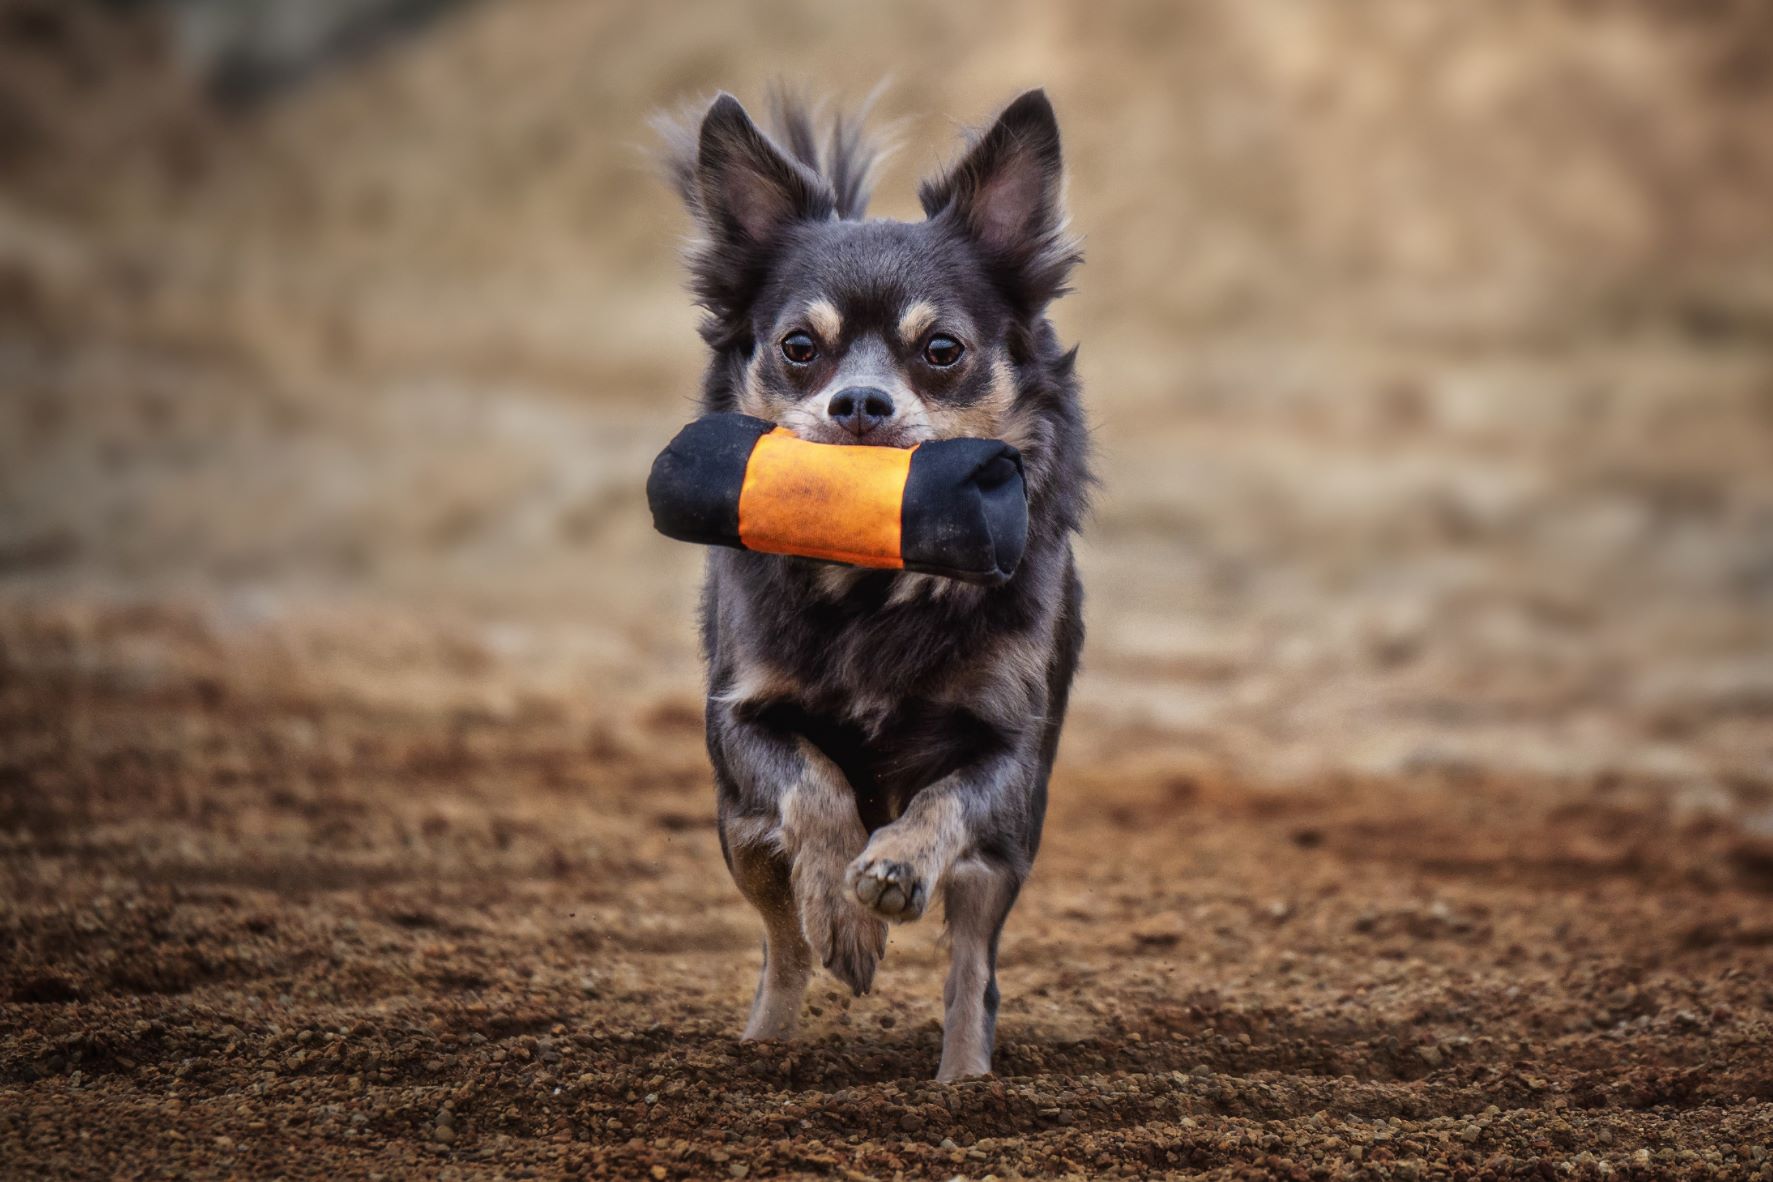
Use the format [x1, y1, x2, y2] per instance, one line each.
[647, 413, 1029, 585]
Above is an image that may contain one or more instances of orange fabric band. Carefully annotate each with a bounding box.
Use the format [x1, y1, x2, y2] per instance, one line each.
[737, 428, 911, 568]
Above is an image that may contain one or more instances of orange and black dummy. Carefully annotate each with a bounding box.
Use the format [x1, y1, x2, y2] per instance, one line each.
[646, 414, 1028, 585]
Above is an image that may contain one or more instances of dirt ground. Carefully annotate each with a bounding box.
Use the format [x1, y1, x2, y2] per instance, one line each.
[2, 591, 1773, 1180]
[5, 1, 1773, 1178]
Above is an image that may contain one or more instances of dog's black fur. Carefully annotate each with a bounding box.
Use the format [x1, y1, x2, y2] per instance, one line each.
[657, 87, 1089, 1080]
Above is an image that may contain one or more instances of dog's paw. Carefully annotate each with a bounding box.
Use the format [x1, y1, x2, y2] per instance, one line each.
[847, 856, 929, 922]
[935, 1056, 993, 1084]
[797, 859, 887, 995]
[820, 907, 888, 996]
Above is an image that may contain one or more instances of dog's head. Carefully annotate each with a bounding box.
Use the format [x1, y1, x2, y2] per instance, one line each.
[662, 89, 1080, 451]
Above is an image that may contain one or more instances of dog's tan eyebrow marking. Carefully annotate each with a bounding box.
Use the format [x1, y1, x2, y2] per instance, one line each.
[805, 299, 842, 342]
[898, 300, 939, 345]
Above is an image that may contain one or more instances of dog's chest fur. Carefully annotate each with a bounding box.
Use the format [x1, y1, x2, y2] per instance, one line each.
[704, 546, 1062, 827]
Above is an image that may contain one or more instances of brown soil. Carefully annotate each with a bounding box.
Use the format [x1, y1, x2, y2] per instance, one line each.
[4, 597, 1772, 1181]
[5, 1, 1773, 1178]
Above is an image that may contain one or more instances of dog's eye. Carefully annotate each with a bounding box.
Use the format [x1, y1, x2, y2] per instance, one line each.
[923, 335, 964, 367]
[781, 332, 818, 365]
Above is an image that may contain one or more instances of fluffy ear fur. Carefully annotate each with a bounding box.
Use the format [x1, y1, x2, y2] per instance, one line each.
[761, 83, 888, 221]
[656, 91, 886, 349]
[919, 89, 1080, 312]
[695, 93, 834, 245]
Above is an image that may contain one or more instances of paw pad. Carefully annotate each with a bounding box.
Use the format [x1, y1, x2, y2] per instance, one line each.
[849, 858, 927, 921]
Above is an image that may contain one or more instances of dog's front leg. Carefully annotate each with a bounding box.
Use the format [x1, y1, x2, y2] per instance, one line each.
[713, 706, 887, 1012]
[844, 744, 1034, 923]
[780, 744, 889, 997]
[844, 747, 1037, 1079]
[938, 854, 1020, 1081]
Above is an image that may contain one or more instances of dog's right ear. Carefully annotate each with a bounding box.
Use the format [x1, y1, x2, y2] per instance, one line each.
[694, 94, 835, 245]
[657, 94, 835, 346]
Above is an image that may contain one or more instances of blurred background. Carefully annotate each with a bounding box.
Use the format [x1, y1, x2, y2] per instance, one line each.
[4, 2, 1773, 1174]
[5, 0, 1770, 787]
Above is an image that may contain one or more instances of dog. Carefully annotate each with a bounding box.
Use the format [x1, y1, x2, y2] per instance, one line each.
[657, 87, 1089, 1081]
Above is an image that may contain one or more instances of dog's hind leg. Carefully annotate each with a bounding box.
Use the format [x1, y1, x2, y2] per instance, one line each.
[722, 816, 813, 1040]
[937, 856, 1019, 1081]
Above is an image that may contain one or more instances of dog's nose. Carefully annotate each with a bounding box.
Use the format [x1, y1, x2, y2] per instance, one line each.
[826, 387, 895, 438]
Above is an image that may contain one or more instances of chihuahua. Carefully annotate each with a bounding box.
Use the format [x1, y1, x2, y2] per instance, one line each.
[657, 87, 1088, 1080]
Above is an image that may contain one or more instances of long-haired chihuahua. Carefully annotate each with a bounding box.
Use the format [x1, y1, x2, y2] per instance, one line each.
[657, 87, 1088, 1080]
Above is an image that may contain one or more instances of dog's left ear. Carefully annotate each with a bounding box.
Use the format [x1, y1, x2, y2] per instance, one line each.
[919, 89, 1080, 310]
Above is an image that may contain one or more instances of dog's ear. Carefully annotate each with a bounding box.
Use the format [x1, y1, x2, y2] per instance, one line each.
[656, 93, 837, 348]
[919, 89, 1080, 310]
[696, 93, 834, 246]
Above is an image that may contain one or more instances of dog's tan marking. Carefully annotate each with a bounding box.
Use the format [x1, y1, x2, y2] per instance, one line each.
[805, 299, 843, 343]
[974, 353, 1054, 494]
[815, 565, 867, 599]
[886, 573, 936, 607]
[723, 812, 782, 856]
[1001, 399, 1048, 457]
[887, 571, 977, 608]
[898, 300, 938, 347]
[738, 350, 774, 418]
[926, 354, 1018, 441]
[712, 656, 801, 708]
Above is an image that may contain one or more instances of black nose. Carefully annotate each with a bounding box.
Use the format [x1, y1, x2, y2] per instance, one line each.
[826, 387, 895, 438]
